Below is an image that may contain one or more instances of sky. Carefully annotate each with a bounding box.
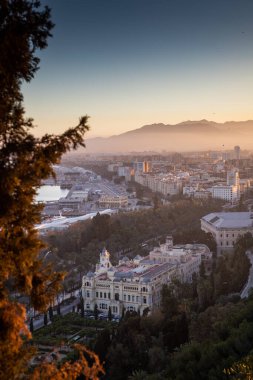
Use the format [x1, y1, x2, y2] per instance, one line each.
[23, 0, 253, 138]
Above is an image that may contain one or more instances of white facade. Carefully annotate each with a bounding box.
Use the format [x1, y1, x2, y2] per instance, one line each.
[201, 212, 253, 254]
[134, 172, 182, 196]
[227, 169, 239, 186]
[211, 185, 239, 203]
[99, 195, 128, 208]
[81, 238, 209, 317]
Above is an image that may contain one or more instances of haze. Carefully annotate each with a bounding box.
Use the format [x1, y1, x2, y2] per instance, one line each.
[22, 0, 253, 144]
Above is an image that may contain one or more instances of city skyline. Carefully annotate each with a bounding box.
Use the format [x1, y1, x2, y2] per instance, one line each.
[23, 0, 253, 138]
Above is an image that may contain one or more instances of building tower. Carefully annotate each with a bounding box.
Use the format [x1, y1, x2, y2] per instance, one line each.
[165, 235, 173, 250]
[95, 248, 112, 273]
[143, 161, 152, 173]
[227, 168, 239, 186]
[234, 146, 241, 160]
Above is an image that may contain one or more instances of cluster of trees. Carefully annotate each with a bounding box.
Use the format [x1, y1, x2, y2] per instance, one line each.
[92, 289, 253, 379]
[44, 198, 222, 275]
[90, 233, 253, 379]
[93, 285, 188, 380]
[195, 233, 251, 311]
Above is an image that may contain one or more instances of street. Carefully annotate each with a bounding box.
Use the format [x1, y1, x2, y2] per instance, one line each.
[31, 296, 80, 331]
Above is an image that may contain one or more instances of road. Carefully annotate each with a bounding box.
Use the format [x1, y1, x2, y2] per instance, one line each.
[241, 250, 253, 298]
[32, 298, 80, 331]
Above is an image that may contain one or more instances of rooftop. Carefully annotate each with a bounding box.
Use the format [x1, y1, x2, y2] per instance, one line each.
[202, 212, 253, 229]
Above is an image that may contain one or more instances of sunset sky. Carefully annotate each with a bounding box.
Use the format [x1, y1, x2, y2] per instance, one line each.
[23, 0, 253, 138]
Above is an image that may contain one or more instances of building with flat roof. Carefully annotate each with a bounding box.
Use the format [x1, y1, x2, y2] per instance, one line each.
[98, 195, 128, 209]
[81, 237, 209, 317]
[201, 212, 253, 254]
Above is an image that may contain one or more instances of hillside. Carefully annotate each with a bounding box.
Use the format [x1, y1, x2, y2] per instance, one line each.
[85, 120, 253, 153]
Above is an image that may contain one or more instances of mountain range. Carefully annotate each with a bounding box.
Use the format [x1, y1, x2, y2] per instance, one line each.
[84, 120, 253, 153]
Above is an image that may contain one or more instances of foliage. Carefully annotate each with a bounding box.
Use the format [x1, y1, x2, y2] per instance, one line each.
[44, 198, 221, 274]
[225, 354, 253, 379]
[31, 344, 104, 380]
[0, 0, 102, 378]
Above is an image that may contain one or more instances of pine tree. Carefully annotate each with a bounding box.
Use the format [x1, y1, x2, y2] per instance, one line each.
[94, 304, 99, 320]
[0, 1, 103, 378]
[108, 306, 112, 321]
[57, 303, 61, 316]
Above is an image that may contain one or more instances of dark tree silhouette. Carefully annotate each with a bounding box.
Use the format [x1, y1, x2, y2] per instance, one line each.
[0, 1, 103, 379]
[29, 317, 34, 334]
[108, 306, 112, 321]
[44, 313, 48, 326]
[94, 304, 99, 320]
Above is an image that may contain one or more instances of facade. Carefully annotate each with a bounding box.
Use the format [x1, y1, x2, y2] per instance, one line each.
[211, 168, 240, 203]
[59, 197, 82, 212]
[133, 161, 145, 173]
[227, 169, 239, 186]
[98, 195, 128, 208]
[134, 172, 182, 196]
[211, 185, 239, 203]
[81, 237, 209, 317]
[183, 185, 211, 199]
[143, 161, 152, 173]
[201, 212, 253, 254]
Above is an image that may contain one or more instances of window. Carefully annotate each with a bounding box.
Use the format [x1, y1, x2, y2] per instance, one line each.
[115, 293, 119, 301]
[86, 291, 90, 298]
[143, 297, 147, 304]
[132, 295, 135, 302]
[96, 292, 98, 298]
[136, 296, 139, 302]
[86, 303, 90, 309]
[128, 295, 130, 301]
[124, 294, 126, 301]
[108, 292, 111, 299]
[100, 292, 102, 298]
[104, 292, 106, 298]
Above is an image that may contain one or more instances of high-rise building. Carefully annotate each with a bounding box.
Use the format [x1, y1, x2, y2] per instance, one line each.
[227, 168, 239, 186]
[234, 146, 241, 160]
[143, 161, 152, 173]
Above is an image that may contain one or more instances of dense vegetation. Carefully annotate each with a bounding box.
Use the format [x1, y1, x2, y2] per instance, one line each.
[44, 198, 221, 277]
[43, 198, 253, 380]
[91, 234, 253, 380]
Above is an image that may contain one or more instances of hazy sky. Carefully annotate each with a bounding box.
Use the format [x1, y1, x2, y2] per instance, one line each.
[23, 0, 253, 138]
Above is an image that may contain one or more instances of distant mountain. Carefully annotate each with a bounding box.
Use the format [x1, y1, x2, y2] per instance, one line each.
[85, 120, 253, 153]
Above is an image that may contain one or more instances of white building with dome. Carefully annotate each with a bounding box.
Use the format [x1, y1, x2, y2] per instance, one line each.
[81, 237, 210, 317]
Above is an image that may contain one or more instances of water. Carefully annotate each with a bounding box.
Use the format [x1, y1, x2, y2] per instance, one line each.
[36, 185, 69, 202]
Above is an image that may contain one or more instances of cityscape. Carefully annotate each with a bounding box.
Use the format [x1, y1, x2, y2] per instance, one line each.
[1, 1, 253, 380]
